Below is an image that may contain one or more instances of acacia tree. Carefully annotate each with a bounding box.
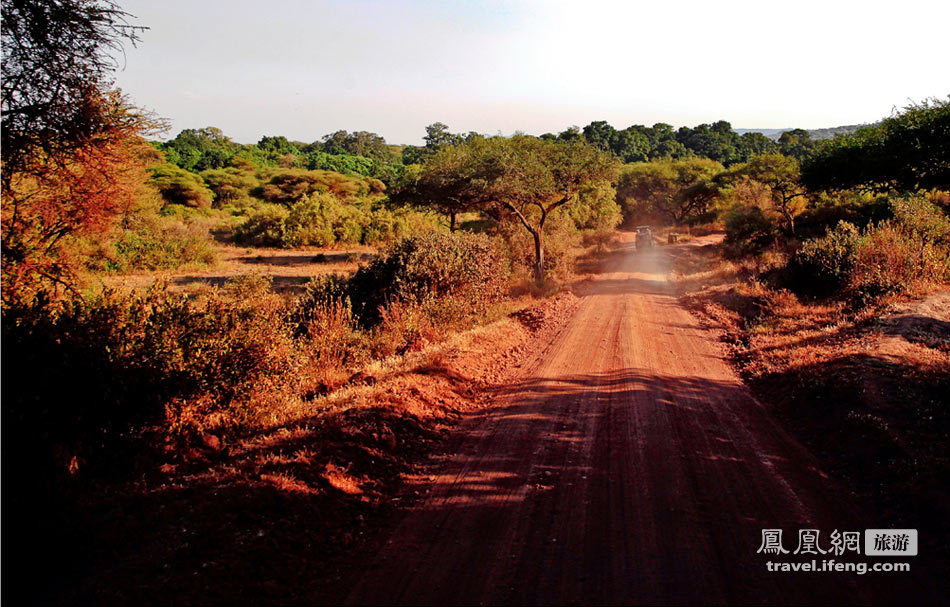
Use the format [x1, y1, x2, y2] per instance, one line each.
[1, 0, 159, 302]
[723, 153, 807, 235]
[459, 136, 619, 280]
[391, 143, 484, 231]
[616, 157, 723, 225]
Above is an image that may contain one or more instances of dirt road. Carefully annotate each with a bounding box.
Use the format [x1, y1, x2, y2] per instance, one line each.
[344, 234, 916, 605]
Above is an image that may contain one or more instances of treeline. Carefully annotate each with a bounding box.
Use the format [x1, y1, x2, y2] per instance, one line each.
[616, 99, 950, 304]
[150, 117, 824, 198]
[540, 121, 820, 165]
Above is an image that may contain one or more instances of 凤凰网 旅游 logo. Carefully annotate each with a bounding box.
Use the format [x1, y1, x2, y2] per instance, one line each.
[757, 529, 918, 556]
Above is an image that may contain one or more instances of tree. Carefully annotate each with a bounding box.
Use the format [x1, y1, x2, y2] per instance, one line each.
[612, 127, 651, 163]
[1, 0, 159, 301]
[150, 163, 214, 208]
[321, 129, 392, 162]
[391, 145, 482, 231]
[723, 154, 807, 235]
[433, 136, 619, 280]
[159, 127, 237, 171]
[582, 120, 617, 151]
[1, 0, 148, 180]
[616, 158, 723, 225]
[675, 121, 744, 166]
[776, 129, 816, 161]
[257, 135, 299, 156]
[802, 99, 950, 193]
[423, 122, 463, 149]
[739, 132, 778, 157]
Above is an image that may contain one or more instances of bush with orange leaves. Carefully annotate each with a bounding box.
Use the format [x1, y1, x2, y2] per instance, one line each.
[785, 195, 950, 303]
[1, 91, 163, 304]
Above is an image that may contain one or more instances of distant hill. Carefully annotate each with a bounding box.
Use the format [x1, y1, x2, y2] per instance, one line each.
[735, 124, 873, 141]
[733, 128, 793, 139]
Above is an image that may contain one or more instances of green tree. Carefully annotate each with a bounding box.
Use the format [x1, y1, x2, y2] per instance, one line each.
[802, 99, 950, 193]
[423, 122, 463, 149]
[434, 136, 619, 279]
[159, 127, 238, 171]
[150, 163, 214, 208]
[617, 158, 723, 225]
[321, 129, 392, 162]
[723, 153, 807, 235]
[582, 120, 617, 151]
[200, 167, 258, 206]
[776, 129, 816, 161]
[613, 127, 651, 162]
[391, 145, 483, 231]
[675, 121, 744, 166]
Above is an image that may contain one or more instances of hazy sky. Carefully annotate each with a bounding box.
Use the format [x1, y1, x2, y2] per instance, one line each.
[112, 0, 949, 145]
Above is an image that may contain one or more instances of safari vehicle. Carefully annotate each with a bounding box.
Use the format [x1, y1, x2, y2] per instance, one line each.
[635, 226, 654, 251]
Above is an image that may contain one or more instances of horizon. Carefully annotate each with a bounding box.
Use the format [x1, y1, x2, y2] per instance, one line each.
[113, 0, 949, 146]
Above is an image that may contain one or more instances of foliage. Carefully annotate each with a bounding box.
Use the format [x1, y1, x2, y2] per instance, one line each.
[343, 231, 510, 325]
[200, 166, 259, 206]
[232, 196, 441, 248]
[253, 168, 377, 205]
[723, 204, 780, 257]
[82, 201, 218, 272]
[390, 145, 483, 230]
[785, 196, 950, 301]
[412, 135, 618, 279]
[149, 162, 214, 208]
[775, 129, 819, 161]
[786, 221, 861, 295]
[231, 204, 289, 247]
[321, 129, 394, 163]
[802, 99, 950, 193]
[2, 281, 298, 481]
[720, 154, 807, 234]
[616, 157, 723, 225]
[157, 127, 239, 172]
[2, 131, 159, 304]
[1, 0, 161, 303]
[0, 0, 150, 180]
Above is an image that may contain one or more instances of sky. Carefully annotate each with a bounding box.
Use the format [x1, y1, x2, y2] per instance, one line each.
[112, 0, 950, 145]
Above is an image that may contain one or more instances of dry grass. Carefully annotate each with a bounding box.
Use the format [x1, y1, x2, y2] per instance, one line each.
[33, 290, 580, 605]
[678, 244, 950, 567]
[90, 241, 376, 296]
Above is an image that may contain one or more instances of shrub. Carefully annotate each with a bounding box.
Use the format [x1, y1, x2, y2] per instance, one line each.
[786, 221, 860, 295]
[851, 222, 949, 301]
[234, 195, 442, 249]
[149, 163, 214, 208]
[785, 198, 950, 302]
[496, 211, 580, 279]
[283, 193, 356, 247]
[86, 214, 218, 272]
[723, 205, 778, 256]
[346, 232, 509, 325]
[2, 280, 298, 483]
[889, 195, 950, 246]
[253, 169, 372, 205]
[232, 204, 289, 247]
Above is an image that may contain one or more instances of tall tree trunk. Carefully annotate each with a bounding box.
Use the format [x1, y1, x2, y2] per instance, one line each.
[449, 212, 457, 232]
[532, 229, 544, 282]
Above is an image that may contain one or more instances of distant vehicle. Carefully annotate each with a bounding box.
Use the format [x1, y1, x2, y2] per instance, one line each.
[635, 226, 654, 251]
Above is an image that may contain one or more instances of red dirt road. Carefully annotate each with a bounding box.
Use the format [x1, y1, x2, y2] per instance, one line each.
[345, 235, 919, 605]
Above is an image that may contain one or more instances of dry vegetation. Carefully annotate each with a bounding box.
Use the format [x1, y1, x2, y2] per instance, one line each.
[674, 239, 950, 564]
[5, 220, 611, 605]
[31, 287, 581, 606]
